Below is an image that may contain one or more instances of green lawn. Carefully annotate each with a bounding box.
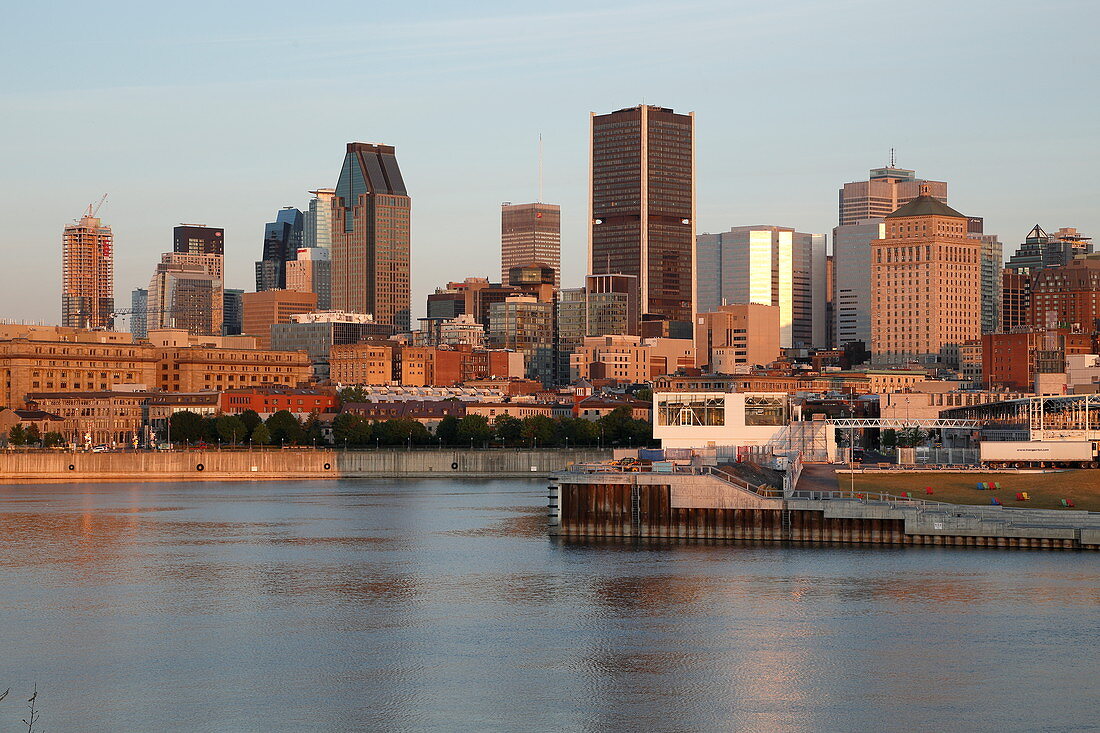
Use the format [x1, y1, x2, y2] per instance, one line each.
[851, 471, 1099, 511]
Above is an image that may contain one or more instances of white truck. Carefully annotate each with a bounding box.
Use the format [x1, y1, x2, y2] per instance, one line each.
[979, 440, 1098, 469]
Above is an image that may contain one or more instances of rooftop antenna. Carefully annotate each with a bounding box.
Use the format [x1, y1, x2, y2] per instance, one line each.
[537, 134, 544, 203]
[890, 147, 896, 167]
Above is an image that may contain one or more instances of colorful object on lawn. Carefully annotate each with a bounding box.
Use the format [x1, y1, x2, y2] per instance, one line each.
[1016, 492, 1030, 501]
[991, 497, 1002, 505]
[925, 487, 934, 494]
[1061, 498, 1076, 508]
[900, 491, 910, 498]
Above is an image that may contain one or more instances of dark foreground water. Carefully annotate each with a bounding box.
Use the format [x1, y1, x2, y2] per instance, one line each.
[0, 480, 1097, 732]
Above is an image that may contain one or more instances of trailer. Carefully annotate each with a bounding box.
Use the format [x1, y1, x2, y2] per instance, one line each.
[980, 440, 1099, 469]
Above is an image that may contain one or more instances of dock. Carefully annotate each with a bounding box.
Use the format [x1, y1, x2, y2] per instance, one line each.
[550, 464, 1100, 550]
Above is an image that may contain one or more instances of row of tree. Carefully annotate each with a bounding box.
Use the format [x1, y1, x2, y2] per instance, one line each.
[6, 424, 65, 447]
[166, 406, 653, 448]
[333, 407, 651, 448]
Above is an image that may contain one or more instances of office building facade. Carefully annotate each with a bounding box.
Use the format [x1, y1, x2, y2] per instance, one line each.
[256, 207, 304, 291]
[241, 290, 318, 350]
[332, 142, 411, 332]
[870, 187, 981, 367]
[501, 202, 561, 288]
[1005, 225, 1093, 275]
[832, 219, 885, 348]
[147, 256, 223, 337]
[589, 105, 695, 326]
[173, 225, 223, 255]
[286, 247, 332, 310]
[696, 226, 826, 348]
[304, 188, 335, 250]
[130, 288, 148, 340]
[839, 165, 947, 226]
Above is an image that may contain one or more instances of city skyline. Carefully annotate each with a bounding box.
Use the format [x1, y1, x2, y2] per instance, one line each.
[1, 1, 1097, 326]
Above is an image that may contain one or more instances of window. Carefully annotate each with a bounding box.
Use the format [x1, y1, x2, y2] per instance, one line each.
[656, 395, 725, 426]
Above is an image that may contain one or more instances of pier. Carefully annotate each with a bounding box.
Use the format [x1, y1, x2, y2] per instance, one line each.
[550, 464, 1100, 550]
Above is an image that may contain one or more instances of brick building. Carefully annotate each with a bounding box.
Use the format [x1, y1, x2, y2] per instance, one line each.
[220, 387, 337, 417]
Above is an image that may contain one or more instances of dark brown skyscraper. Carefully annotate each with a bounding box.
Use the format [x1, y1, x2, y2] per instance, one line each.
[332, 142, 410, 332]
[589, 105, 695, 325]
[501, 202, 560, 288]
[173, 225, 224, 255]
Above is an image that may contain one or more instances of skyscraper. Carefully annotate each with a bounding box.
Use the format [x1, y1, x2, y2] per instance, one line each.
[304, 188, 335, 250]
[130, 288, 148, 340]
[695, 226, 826, 348]
[967, 217, 1003, 334]
[61, 208, 114, 329]
[147, 259, 223, 337]
[832, 219, 886, 347]
[589, 105, 695, 326]
[331, 142, 411, 332]
[256, 207, 304, 291]
[173, 225, 223, 255]
[501, 202, 561, 287]
[222, 289, 243, 336]
[870, 186, 980, 367]
[839, 164, 947, 226]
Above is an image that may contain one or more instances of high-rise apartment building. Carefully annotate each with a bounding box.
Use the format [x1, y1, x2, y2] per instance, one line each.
[832, 219, 885, 348]
[130, 288, 148, 340]
[61, 210, 114, 330]
[256, 207, 304, 291]
[501, 202, 561, 288]
[1001, 270, 1030, 332]
[839, 165, 947, 227]
[332, 142, 411, 332]
[173, 225, 223, 255]
[695, 226, 826, 348]
[870, 187, 980, 367]
[286, 247, 332, 309]
[1005, 225, 1093, 275]
[589, 105, 695, 326]
[304, 188, 335, 250]
[966, 218, 1003, 334]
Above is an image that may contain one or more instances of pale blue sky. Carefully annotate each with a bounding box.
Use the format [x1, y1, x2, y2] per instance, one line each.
[2, 0, 1097, 325]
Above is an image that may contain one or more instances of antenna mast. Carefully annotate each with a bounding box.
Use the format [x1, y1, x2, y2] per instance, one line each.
[890, 147, 896, 167]
[537, 134, 544, 203]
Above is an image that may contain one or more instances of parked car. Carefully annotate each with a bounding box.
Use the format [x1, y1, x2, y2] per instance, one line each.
[91, 445, 109, 453]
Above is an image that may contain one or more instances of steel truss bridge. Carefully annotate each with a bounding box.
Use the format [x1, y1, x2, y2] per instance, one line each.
[827, 418, 980, 430]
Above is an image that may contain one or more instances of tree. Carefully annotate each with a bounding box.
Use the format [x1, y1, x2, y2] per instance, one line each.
[216, 415, 247, 444]
[332, 413, 371, 447]
[43, 431, 66, 448]
[633, 388, 653, 403]
[455, 414, 493, 446]
[250, 422, 271, 445]
[521, 415, 556, 447]
[597, 406, 634, 445]
[493, 415, 522, 447]
[169, 410, 205, 443]
[201, 416, 220, 443]
[372, 418, 429, 446]
[435, 415, 460, 445]
[555, 417, 599, 447]
[23, 424, 41, 446]
[303, 412, 325, 446]
[898, 427, 929, 448]
[338, 386, 370, 404]
[7, 424, 26, 446]
[266, 410, 305, 445]
[239, 409, 262, 438]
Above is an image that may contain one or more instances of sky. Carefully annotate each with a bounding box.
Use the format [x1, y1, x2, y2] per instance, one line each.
[1, 0, 1097, 327]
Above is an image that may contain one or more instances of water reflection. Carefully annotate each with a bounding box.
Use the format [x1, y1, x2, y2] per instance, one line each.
[0, 479, 1096, 732]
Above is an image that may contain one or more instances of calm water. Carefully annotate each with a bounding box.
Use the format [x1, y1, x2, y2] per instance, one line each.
[0, 479, 1097, 732]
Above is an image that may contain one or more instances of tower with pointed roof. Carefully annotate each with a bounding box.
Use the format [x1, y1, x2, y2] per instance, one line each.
[870, 185, 981, 367]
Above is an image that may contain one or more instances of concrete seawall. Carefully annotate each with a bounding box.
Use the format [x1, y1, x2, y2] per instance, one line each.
[0, 448, 613, 483]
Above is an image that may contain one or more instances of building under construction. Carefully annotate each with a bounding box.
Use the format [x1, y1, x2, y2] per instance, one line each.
[61, 199, 114, 330]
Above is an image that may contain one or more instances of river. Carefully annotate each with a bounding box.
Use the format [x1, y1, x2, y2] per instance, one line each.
[0, 479, 1096, 732]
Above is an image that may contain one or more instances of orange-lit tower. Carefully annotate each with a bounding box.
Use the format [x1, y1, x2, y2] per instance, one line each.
[61, 198, 114, 329]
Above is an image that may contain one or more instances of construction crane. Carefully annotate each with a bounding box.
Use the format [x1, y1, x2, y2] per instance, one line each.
[77, 194, 108, 222]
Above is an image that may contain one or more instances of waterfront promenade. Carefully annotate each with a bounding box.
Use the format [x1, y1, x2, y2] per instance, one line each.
[0, 447, 612, 483]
